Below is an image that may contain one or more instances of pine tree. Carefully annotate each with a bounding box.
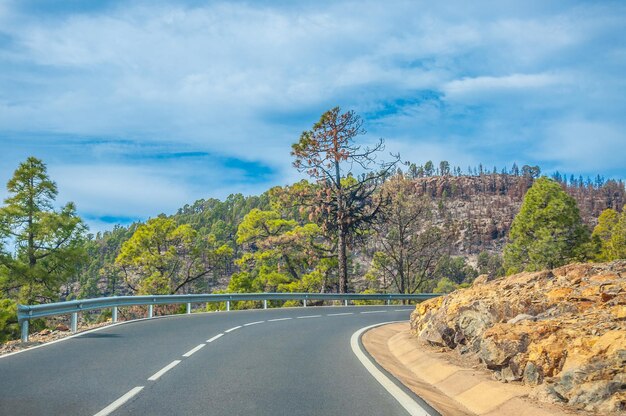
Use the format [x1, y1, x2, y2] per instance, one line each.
[511, 163, 520, 176]
[0, 157, 86, 303]
[424, 161, 434, 176]
[592, 208, 626, 261]
[503, 177, 590, 273]
[291, 107, 397, 293]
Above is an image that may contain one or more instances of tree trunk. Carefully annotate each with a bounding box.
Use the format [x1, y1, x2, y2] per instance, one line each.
[283, 255, 300, 281]
[334, 150, 348, 294]
[338, 227, 348, 293]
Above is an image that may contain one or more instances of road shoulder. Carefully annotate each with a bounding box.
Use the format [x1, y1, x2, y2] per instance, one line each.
[362, 322, 575, 416]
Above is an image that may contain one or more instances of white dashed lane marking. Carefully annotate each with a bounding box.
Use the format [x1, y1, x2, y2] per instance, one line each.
[327, 312, 354, 316]
[182, 344, 205, 357]
[243, 321, 265, 326]
[224, 326, 242, 333]
[207, 334, 223, 343]
[296, 315, 322, 319]
[360, 310, 387, 314]
[93, 386, 144, 416]
[148, 360, 181, 381]
[268, 317, 292, 322]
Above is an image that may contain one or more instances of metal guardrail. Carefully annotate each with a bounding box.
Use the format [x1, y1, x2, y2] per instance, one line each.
[17, 292, 440, 342]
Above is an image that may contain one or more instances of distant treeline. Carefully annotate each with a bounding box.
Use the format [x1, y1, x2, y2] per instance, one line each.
[401, 159, 623, 191]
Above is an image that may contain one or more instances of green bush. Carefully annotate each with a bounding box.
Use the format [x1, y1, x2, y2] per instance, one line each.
[353, 289, 385, 306]
[282, 300, 301, 308]
[433, 277, 459, 294]
[0, 298, 19, 342]
[96, 309, 112, 323]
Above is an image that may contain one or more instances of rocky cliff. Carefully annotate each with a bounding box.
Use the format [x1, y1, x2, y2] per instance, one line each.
[410, 175, 625, 256]
[410, 261, 626, 414]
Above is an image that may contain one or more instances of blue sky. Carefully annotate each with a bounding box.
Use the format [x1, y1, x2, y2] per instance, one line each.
[1, 0, 625, 232]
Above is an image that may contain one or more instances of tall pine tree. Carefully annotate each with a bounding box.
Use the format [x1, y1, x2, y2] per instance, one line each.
[0, 157, 86, 303]
[291, 107, 397, 293]
[504, 177, 590, 273]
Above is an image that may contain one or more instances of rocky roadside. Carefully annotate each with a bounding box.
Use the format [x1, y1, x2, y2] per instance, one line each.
[410, 261, 626, 415]
[0, 321, 112, 357]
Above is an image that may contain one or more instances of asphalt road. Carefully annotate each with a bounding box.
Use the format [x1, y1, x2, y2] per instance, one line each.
[0, 305, 422, 416]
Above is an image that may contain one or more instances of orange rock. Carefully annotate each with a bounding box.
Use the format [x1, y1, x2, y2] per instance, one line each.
[472, 274, 490, 286]
[610, 305, 626, 319]
[553, 263, 593, 279]
[589, 272, 620, 283]
[590, 330, 626, 356]
[410, 260, 626, 413]
[526, 336, 568, 377]
[581, 286, 600, 298]
[546, 287, 573, 302]
[576, 301, 595, 312]
[560, 335, 598, 373]
[415, 296, 443, 316]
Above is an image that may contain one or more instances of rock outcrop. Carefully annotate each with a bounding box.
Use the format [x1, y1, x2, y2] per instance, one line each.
[410, 261, 626, 414]
[409, 175, 625, 255]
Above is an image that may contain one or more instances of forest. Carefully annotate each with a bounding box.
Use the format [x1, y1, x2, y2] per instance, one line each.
[1, 108, 625, 341]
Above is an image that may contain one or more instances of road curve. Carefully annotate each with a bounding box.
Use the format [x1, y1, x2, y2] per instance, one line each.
[0, 305, 427, 416]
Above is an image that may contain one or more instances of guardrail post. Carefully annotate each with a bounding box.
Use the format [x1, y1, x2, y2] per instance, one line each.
[21, 320, 29, 343]
[303, 299, 307, 307]
[263, 299, 267, 310]
[112, 306, 118, 323]
[148, 304, 153, 318]
[71, 312, 78, 333]
[226, 301, 230, 311]
[186, 302, 191, 314]
[386, 299, 390, 306]
[344, 299, 348, 306]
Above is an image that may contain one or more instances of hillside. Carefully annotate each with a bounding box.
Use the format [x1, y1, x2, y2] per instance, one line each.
[414, 174, 625, 256]
[74, 173, 625, 299]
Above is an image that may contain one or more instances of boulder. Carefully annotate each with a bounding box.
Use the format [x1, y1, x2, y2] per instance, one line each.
[472, 274, 490, 286]
[507, 313, 536, 324]
[410, 260, 626, 414]
[480, 324, 528, 369]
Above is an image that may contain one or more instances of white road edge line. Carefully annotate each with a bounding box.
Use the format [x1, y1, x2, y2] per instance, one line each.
[360, 310, 387, 314]
[327, 312, 354, 316]
[207, 333, 224, 343]
[351, 322, 433, 416]
[93, 386, 144, 416]
[296, 315, 322, 319]
[243, 321, 265, 326]
[148, 360, 181, 381]
[268, 317, 292, 322]
[182, 343, 205, 357]
[225, 325, 242, 333]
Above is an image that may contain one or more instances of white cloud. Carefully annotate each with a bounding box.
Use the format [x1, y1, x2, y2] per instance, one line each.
[443, 73, 564, 98]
